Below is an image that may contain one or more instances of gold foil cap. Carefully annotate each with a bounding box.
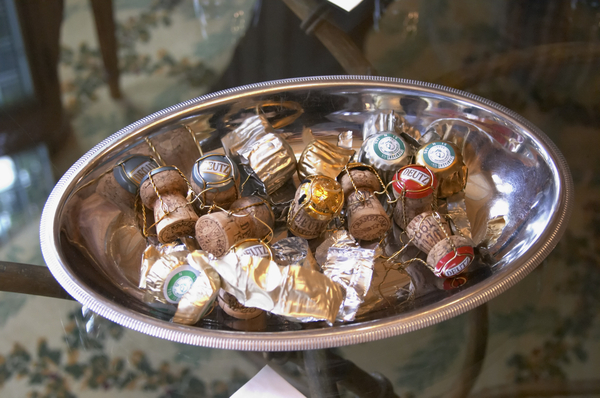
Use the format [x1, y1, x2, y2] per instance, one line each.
[298, 139, 355, 180]
[297, 175, 344, 221]
[415, 141, 467, 198]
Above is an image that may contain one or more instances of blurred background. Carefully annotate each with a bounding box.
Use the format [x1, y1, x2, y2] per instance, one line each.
[0, 0, 599, 397]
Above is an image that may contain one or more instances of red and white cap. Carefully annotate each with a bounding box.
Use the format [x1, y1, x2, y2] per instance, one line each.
[433, 245, 474, 278]
[392, 165, 438, 199]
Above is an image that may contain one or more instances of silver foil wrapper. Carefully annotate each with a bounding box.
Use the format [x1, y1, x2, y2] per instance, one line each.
[315, 229, 360, 266]
[362, 110, 421, 143]
[356, 258, 414, 318]
[271, 237, 320, 272]
[322, 245, 376, 322]
[172, 251, 221, 325]
[221, 115, 296, 195]
[446, 192, 473, 240]
[142, 243, 203, 305]
[210, 251, 344, 324]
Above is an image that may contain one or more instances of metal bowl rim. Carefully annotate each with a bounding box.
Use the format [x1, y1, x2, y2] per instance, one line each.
[40, 75, 573, 351]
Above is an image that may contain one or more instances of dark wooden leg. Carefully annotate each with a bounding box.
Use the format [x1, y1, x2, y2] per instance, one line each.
[90, 0, 121, 99]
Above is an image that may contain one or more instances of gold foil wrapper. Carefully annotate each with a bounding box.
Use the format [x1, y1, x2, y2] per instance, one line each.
[446, 192, 473, 240]
[210, 250, 344, 324]
[172, 251, 221, 325]
[323, 245, 376, 322]
[142, 243, 203, 305]
[415, 141, 467, 198]
[287, 176, 344, 239]
[271, 237, 320, 272]
[297, 139, 355, 180]
[221, 115, 297, 195]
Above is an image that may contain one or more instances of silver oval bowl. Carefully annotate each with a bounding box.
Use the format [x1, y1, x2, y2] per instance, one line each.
[40, 76, 573, 351]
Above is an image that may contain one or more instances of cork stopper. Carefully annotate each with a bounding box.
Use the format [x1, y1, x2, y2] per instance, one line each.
[194, 197, 274, 257]
[190, 154, 240, 210]
[230, 196, 274, 240]
[339, 167, 382, 198]
[427, 235, 474, 278]
[139, 167, 198, 243]
[218, 289, 264, 320]
[405, 211, 452, 253]
[346, 190, 391, 241]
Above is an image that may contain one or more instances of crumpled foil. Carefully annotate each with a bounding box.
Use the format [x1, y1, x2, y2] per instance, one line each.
[362, 110, 421, 143]
[322, 242, 376, 322]
[271, 237, 320, 272]
[356, 258, 414, 318]
[315, 229, 360, 266]
[478, 215, 507, 251]
[142, 242, 202, 305]
[297, 139, 355, 180]
[221, 115, 296, 195]
[210, 251, 344, 324]
[446, 192, 473, 240]
[172, 251, 221, 325]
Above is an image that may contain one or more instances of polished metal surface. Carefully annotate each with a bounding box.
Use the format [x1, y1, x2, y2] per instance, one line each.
[40, 76, 572, 351]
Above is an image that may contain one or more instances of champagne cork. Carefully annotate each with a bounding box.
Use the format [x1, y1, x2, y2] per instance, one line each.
[194, 197, 274, 257]
[96, 155, 159, 214]
[218, 289, 265, 320]
[427, 235, 474, 278]
[392, 165, 438, 229]
[287, 175, 344, 239]
[190, 154, 240, 210]
[128, 127, 203, 178]
[339, 165, 390, 241]
[406, 211, 452, 253]
[139, 167, 198, 244]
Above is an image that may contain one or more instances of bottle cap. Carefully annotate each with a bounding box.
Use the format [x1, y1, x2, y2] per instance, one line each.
[392, 165, 437, 199]
[427, 235, 474, 278]
[415, 141, 467, 198]
[113, 155, 159, 194]
[191, 154, 238, 193]
[358, 133, 412, 184]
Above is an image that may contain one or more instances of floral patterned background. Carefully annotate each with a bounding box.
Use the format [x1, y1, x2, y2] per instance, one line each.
[0, 0, 599, 397]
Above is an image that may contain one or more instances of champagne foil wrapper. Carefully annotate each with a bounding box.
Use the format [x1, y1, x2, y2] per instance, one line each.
[356, 258, 414, 318]
[287, 175, 344, 239]
[323, 246, 376, 322]
[315, 229, 359, 266]
[271, 237, 320, 272]
[210, 249, 344, 324]
[362, 110, 421, 143]
[172, 251, 221, 325]
[297, 139, 355, 180]
[142, 243, 203, 305]
[222, 115, 296, 195]
[446, 192, 473, 240]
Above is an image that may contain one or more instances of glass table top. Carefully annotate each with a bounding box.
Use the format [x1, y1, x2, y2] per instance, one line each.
[0, 0, 598, 397]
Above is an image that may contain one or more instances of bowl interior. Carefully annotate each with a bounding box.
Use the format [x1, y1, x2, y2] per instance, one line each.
[42, 77, 571, 350]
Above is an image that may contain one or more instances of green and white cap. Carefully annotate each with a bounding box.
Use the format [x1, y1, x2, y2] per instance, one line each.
[163, 265, 201, 304]
[357, 133, 412, 184]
